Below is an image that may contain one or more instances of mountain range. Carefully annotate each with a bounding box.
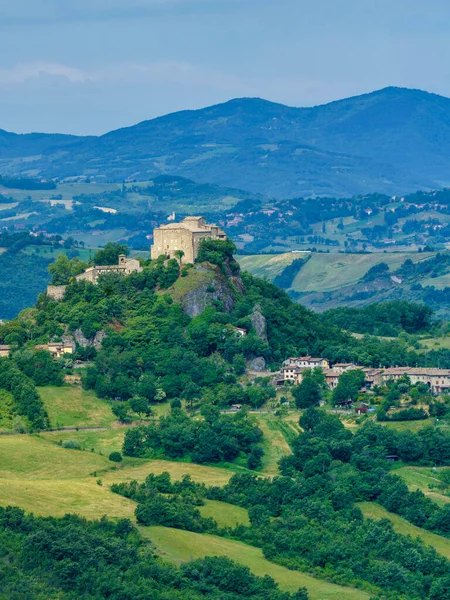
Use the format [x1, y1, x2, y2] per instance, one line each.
[2, 86, 450, 198]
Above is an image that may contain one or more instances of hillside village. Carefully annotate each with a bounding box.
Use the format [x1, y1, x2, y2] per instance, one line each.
[3, 220, 450, 600]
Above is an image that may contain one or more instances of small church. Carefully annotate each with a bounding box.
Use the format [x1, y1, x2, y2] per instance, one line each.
[151, 216, 227, 264]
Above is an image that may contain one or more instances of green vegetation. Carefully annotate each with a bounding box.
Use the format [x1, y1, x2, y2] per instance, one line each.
[143, 526, 369, 599]
[358, 502, 450, 560]
[323, 301, 434, 337]
[0, 507, 300, 600]
[0, 357, 49, 431]
[123, 406, 264, 468]
[199, 499, 250, 528]
[38, 385, 116, 429]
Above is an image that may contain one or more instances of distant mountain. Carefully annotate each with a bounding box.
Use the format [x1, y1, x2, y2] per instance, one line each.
[2, 87, 450, 197]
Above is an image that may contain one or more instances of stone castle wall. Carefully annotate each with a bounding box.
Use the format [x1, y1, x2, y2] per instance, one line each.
[151, 217, 226, 264]
[152, 228, 208, 263]
[47, 285, 67, 300]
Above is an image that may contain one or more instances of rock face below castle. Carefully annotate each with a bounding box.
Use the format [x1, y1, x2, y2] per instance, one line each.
[151, 216, 226, 264]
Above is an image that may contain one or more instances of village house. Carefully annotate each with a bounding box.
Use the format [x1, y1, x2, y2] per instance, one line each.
[35, 341, 75, 360]
[324, 369, 342, 389]
[0, 344, 11, 358]
[362, 368, 383, 389]
[283, 356, 330, 369]
[151, 216, 227, 264]
[332, 363, 357, 373]
[406, 368, 450, 394]
[380, 367, 412, 382]
[75, 254, 142, 284]
[381, 367, 450, 394]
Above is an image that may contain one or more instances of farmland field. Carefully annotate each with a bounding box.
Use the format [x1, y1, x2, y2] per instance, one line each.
[199, 499, 250, 528]
[142, 526, 370, 599]
[38, 385, 116, 429]
[394, 466, 450, 506]
[238, 252, 434, 293]
[237, 253, 305, 280]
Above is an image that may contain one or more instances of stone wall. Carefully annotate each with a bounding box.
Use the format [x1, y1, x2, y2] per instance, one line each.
[47, 285, 67, 301]
[152, 227, 196, 263]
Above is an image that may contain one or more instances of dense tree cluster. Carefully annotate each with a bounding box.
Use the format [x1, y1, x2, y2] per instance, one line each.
[0, 506, 298, 600]
[323, 301, 434, 337]
[0, 357, 49, 431]
[123, 405, 264, 468]
[114, 414, 450, 599]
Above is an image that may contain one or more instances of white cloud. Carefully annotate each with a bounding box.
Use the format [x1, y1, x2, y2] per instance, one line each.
[0, 62, 91, 84]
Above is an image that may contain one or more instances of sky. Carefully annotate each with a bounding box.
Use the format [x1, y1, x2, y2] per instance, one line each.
[2, 0, 450, 135]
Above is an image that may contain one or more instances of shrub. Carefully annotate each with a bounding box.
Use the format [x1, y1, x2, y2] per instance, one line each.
[61, 439, 81, 450]
[109, 451, 123, 463]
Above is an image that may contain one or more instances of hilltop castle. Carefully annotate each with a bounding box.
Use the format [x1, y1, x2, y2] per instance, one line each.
[151, 216, 227, 264]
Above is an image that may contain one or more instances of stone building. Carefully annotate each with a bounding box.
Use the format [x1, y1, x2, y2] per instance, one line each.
[35, 341, 75, 359]
[75, 254, 142, 284]
[47, 254, 142, 300]
[0, 345, 10, 358]
[151, 216, 227, 264]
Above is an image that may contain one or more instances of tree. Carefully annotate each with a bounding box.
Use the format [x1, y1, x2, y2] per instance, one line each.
[293, 377, 321, 409]
[174, 249, 185, 265]
[93, 242, 128, 266]
[48, 255, 87, 285]
[332, 369, 365, 405]
[130, 396, 151, 419]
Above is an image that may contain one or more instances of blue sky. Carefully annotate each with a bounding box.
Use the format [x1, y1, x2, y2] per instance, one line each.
[2, 0, 450, 135]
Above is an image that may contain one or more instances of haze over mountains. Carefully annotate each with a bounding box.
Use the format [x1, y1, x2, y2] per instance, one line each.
[2, 86, 450, 198]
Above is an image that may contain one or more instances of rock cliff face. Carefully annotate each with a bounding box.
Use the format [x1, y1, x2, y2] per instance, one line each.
[250, 304, 268, 342]
[68, 328, 106, 349]
[169, 263, 245, 318]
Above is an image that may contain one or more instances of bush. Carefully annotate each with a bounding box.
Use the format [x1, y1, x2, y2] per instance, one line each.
[109, 451, 123, 462]
[61, 439, 81, 450]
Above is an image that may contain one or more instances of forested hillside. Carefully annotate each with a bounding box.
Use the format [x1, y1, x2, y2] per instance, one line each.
[3, 87, 450, 197]
[1, 241, 450, 599]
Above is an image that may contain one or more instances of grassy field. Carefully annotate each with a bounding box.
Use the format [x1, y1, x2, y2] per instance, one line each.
[142, 526, 370, 599]
[419, 336, 450, 351]
[237, 253, 303, 280]
[382, 419, 435, 432]
[255, 414, 293, 475]
[38, 385, 116, 429]
[394, 466, 450, 506]
[0, 478, 136, 520]
[0, 431, 241, 519]
[0, 435, 112, 480]
[102, 459, 235, 487]
[39, 428, 126, 455]
[199, 499, 250, 528]
[358, 502, 450, 559]
[238, 252, 434, 293]
[291, 252, 433, 293]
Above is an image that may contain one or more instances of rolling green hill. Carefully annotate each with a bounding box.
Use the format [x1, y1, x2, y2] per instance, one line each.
[238, 251, 434, 293]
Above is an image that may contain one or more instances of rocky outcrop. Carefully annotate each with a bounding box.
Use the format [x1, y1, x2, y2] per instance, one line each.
[250, 304, 268, 342]
[69, 329, 106, 349]
[176, 264, 244, 318]
[248, 357, 266, 371]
